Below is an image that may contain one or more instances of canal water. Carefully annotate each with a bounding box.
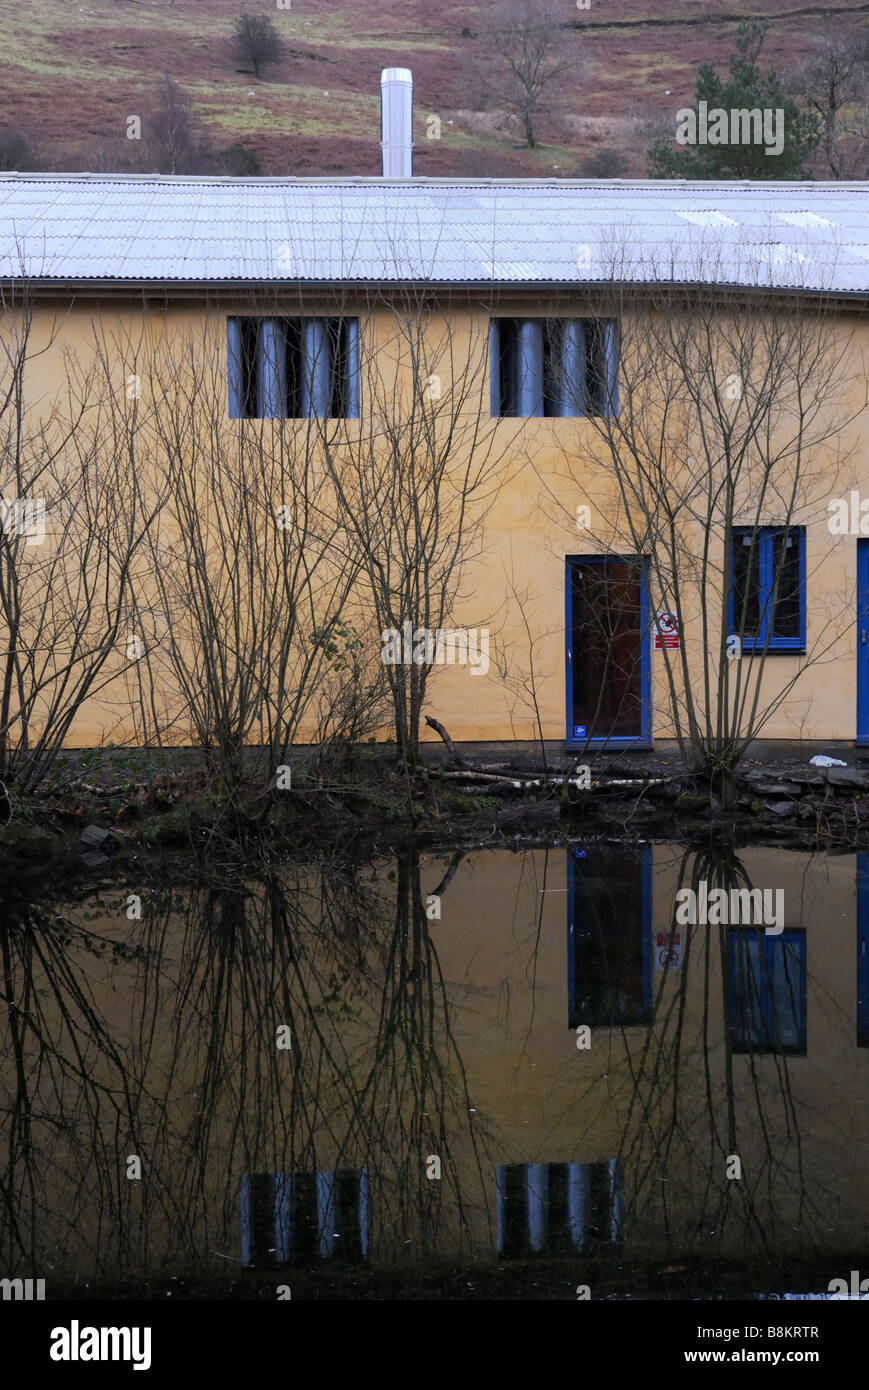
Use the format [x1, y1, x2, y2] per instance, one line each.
[1, 842, 867, 1299]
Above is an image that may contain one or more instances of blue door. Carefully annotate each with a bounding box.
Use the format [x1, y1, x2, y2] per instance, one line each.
[858, 541, 869, 743]
[565, 555, 651, 750]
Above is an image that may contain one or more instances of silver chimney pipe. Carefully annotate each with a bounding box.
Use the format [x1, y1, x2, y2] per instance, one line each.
[380, 67, 413, 178]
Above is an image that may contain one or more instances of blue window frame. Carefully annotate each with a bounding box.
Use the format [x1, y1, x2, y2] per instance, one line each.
[729, 526, 805, 653]
[565, 554, 651, 750]
[567, 845, 653, 1029]
[856, 541, 869, 744]
[228, 317, 359, 420]
[727, 929, 806, 1054]
[489, 317, 619, 419]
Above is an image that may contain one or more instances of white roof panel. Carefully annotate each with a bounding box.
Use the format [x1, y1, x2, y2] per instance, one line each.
[0, 175, 865, 294]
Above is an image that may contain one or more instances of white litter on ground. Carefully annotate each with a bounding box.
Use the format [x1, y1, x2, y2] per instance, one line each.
[809, 755, 847, 767]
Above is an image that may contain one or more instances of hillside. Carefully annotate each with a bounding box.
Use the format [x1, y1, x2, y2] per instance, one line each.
[0, 0, 865, 177]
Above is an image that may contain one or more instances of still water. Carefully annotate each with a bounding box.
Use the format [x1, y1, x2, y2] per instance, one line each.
[1, 843, 867, 1299]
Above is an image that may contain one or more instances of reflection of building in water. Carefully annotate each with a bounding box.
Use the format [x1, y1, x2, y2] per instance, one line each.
[240, 1170, 369, 1267]
[568, 847, 652, 1028]
[6, 845, 869, 1286]
[727, 930, 806, 1054]
[496, 1161, 622, 1258]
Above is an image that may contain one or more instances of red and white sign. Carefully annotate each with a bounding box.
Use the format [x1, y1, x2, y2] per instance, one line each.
[654, 610, 680, 650]
[655, 931, 682, 971]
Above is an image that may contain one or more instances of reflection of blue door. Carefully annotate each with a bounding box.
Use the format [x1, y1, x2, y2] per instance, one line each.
[858, 852, 869, 1048]
[567, 846, 652, 1028]
[857, 541, 869, 742]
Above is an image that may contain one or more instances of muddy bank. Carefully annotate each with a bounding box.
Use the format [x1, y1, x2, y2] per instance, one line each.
[3, 745, 869, 872]
[39, 1249, 863, 1301]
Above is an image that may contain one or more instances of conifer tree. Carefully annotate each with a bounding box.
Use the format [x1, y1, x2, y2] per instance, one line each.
[648, 21, 819, 179]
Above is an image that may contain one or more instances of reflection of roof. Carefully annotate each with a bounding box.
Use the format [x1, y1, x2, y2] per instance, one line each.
[0, 175, 866, 295]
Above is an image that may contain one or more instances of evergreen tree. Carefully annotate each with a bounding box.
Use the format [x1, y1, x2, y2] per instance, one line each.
[648, 21, 820, 179]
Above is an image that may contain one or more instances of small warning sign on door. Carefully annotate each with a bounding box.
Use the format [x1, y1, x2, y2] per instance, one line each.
[655, 931, 682, 971]
[654, 611, 680, 650]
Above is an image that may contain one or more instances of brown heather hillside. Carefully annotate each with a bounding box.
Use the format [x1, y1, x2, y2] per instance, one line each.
[0, 0, 865, 176]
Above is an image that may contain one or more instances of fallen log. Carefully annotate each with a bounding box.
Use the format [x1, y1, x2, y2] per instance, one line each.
[435, 770, 526, 788]
[424, 716, 467, 766]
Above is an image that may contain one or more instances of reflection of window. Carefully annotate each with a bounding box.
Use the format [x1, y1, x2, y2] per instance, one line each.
[489, 318, 619, 418]
[568, 846, 652, 1028]
[730, 527, 805, 651]
[727, 930, 806, 1054]
[496, 1160, 622, 1258]
[240, 1169, 369, 1266]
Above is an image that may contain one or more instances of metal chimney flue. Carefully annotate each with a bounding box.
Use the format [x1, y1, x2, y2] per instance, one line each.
[380, 67, 413, 178]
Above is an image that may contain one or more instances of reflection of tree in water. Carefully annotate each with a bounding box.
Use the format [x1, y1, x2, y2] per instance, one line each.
[0, 851, 493, 1284]
[610, 845, 848, 1265]
[0, 890, 153, 1277]
[2, 844, 861, 1291]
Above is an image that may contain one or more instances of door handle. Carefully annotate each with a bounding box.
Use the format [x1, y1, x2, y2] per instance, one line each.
[863, 630, 867, 646]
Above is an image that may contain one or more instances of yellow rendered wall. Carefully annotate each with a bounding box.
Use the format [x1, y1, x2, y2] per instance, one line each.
[6, 294, 867, 749]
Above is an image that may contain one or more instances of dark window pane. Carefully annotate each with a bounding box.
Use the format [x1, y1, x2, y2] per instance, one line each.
[542, 321, 559, 418]
[283, 317, 303, 418]
[771, 531, 801, 640]
[235, 318, 357, 420]
[497, 318, 519, 416]
[328, 318, 347, 419]
[240, 317, 259, 419]
[732, 531, 760, 636]
[585, 320, 606, 416]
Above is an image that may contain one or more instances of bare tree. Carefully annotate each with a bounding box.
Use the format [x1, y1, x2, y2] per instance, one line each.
[0, 289, 166, 801]
[539, 241, 866, 803]
[317, 286, 518, 777]
[140, 75, 214, 175]
[0, 851, 493, 1285]
[494, 554, 560, 773]
[126, 305, 383, 815]
[480, 0, 579, 149]
[233, 14, 284, 81]
[789, 36, 869, 179]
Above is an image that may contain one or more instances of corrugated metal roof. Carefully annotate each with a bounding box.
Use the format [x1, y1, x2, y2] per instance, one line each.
[0, 175, 866, 295]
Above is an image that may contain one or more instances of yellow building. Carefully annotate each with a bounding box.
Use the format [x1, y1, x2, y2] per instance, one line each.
[1, 77, 867, 759]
